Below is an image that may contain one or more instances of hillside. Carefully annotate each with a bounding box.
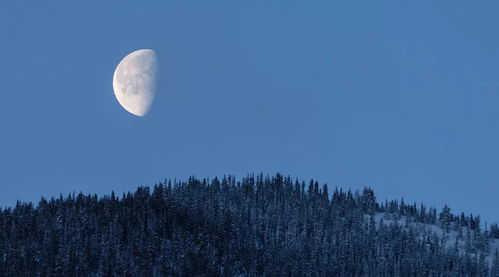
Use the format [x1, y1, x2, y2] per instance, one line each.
[0, 174, 498, 276]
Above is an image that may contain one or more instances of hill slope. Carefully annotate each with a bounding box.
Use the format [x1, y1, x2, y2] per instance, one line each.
[1, 174, 498, 276]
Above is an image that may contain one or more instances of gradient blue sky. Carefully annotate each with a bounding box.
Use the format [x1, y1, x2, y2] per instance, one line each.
[1, 1, 499, 222]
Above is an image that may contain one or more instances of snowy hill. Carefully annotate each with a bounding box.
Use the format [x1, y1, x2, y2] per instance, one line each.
[0, 174, 498, 276]
[375, 212, 499, 268]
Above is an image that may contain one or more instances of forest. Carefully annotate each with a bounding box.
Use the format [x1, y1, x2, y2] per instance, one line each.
[0, 173, 498, 276]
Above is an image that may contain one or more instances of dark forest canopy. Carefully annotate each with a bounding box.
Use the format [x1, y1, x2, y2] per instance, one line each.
[1, 173, 498, 276]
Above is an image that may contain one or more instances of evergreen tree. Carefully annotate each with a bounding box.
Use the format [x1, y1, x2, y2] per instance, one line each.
[439, 204, 452, 233]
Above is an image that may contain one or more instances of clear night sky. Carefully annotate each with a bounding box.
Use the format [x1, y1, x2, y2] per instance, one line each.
[1, 1, 499, 223]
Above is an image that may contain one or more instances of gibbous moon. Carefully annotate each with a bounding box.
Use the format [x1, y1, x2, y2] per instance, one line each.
[113, 49, 158, 116]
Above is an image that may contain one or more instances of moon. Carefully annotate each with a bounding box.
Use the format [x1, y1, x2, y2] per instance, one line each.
[113, 49, 158, 116]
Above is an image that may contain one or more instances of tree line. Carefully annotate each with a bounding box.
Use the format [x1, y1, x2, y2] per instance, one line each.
[0, 173, 498, 276]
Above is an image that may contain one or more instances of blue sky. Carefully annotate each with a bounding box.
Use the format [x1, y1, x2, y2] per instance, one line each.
[1, 1, 499, 222]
